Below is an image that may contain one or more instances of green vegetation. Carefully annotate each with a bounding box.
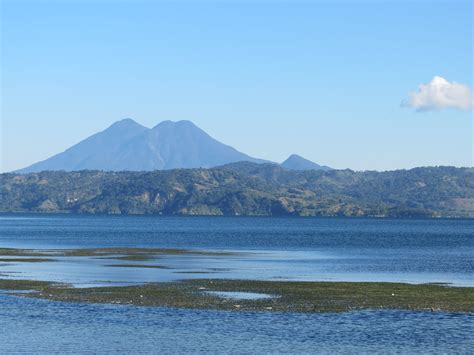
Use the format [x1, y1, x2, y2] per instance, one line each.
[1, 163, 473, 217]
[98, 255, 157, 261]
[0, 279, 60, 291]
[0, 258, 56, 263]
[1, 278, 472, 313]
[0, 247, 235, 258]
[1, 247, 472, 312]
[0, 248, 55, 257]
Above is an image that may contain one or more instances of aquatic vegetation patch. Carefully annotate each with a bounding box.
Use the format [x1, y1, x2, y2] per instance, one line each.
[0, 279, 58, 291]
[63, 248, 236, 257]
[96, 255, 157, 261]
[0, 248, 55, 257]
[174, 271, 219, 274]
[0, 247, 236, 259]
[1, 278, 473, 313]
[0, 258, 56, 263]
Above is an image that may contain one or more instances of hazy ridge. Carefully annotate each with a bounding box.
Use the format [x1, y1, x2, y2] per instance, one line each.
[2, 163, 473, 217]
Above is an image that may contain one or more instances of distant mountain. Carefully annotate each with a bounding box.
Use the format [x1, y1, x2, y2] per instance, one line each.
[281, 154, 332, 171]
[18, 119, 148, 173]
[18, 119, 266, 172]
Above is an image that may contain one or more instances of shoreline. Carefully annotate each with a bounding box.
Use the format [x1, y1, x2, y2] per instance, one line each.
[1, 212, 472, 220]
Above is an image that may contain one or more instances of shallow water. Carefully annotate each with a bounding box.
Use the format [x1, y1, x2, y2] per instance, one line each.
[206, 291, 276, 300]
[0, 214, 473, 352]
[0, 214, 473, 286]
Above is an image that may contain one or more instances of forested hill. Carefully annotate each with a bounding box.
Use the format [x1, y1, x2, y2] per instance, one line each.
[1, 163, 473, 217]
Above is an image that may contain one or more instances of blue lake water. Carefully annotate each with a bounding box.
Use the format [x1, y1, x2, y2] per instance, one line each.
[0, 214, 473, 352]
[0, 294, 472, 353]
[1, 214, 473, 286]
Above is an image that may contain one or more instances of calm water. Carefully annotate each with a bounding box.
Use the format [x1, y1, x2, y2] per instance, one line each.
[0, 214, 473, 352]
[0, 214, 473, 286]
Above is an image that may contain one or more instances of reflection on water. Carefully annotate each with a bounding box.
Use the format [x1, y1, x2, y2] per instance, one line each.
[0, 215, 473, 287]
[1, 249, 473, 287]
[206, 291, 276, 300]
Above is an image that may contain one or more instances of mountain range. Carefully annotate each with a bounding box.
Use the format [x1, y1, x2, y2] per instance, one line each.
[17, 119, 330, 173]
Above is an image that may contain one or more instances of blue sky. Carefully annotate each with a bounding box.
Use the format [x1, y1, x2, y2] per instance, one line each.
[1, 0, 472, 172]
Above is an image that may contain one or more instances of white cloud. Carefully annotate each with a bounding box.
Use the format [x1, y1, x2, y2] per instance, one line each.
[402, 76, 473, 111]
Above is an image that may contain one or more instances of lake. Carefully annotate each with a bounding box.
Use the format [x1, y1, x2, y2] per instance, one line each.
[0, 214, 473, 352]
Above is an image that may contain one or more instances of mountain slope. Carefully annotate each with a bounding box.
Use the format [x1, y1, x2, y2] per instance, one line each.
[2, 165, 473, 217]
[17, 119, 266, 172]
[18, 118, 148, 173]
[281, 154, 331, 171]
[118, 120, 266, 170]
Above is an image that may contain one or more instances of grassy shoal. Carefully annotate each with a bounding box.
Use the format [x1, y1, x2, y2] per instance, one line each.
[0, 247, 236, 258]
[0, 278, 472, 313]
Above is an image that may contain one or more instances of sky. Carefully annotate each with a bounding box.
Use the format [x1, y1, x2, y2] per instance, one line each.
[1, 0, 472, 172]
